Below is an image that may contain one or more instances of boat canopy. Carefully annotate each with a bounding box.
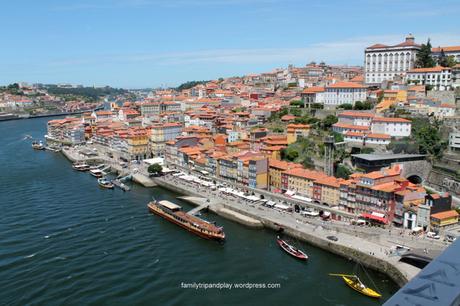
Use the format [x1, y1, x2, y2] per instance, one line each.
[158, 200, 182, 211]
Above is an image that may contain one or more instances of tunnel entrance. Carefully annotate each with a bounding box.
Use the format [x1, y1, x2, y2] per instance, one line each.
[407, 175, 423, 184]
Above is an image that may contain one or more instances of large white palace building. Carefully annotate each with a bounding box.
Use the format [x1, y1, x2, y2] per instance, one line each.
[364, 34, 421, 85]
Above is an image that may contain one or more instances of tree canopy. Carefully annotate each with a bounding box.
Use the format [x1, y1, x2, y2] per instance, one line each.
[415, 39, 436, 68]
[147, 163, 163, 175]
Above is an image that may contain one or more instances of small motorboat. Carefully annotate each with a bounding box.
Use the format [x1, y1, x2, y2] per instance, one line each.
[90, 164, 105, 170]
[98, 178, 114, 189]
[277, 236, 308, 260]
[72, 163, 90, 171]
[90, 169, 104, 178]
[32, 141, 45, 150]
[329, 274, 381, 299]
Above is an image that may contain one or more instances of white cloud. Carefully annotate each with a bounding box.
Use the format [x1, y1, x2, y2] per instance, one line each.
[48, 32, 460, 67]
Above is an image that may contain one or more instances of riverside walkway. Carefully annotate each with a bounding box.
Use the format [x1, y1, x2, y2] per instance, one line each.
[156, 173, 430, 286]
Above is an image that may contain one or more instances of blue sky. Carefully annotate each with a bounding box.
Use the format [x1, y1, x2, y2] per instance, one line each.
[1, 0, 459, 88]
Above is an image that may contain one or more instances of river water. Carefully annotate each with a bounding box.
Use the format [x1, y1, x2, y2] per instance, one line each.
[0, 117, 398, 306]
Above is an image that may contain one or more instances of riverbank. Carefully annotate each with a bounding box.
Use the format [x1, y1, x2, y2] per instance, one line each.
[153, 174, 420, 288]
[0, 107, 103, 122]
[59, 144, 420, 287]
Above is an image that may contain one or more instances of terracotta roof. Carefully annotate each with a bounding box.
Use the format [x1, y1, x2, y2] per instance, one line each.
[372, 117, 411, 123]
[269, 159, 303, 170]
[333, 123, 370, 131]
[366, 133, 391, 140]
[338, 111, 375, 118]
[408, 66, 450, 73]
[431, 210, 459, 220]
[302, 86, 325, 94]
[327, 81, 366, 89]
[432, 46, 460, 53]
[284, 168, 328, 181]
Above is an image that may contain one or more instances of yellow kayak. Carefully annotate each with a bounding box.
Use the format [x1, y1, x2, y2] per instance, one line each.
[329, 274, 381, 299]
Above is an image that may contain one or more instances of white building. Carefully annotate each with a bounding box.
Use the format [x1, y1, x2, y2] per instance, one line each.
[365, 34, 421, 85]
[432, 46, 460, 63]
[323, 82, 367, 106]
[371, 117, 412, 138]
[406, 66, 452, 90]
[449, 132, 460, 153]
[452, 64, 460, 88]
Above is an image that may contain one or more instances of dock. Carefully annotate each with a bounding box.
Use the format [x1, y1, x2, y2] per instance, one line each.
[113, 179, 130, 191]
[187, 203, 210, 215]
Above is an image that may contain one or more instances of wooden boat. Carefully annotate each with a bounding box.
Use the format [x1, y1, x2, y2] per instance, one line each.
[32, 141, 45, 150]
[329, 274, 381, 299]
[72, 163, 90, 171]
[277, 236, 308, 260]
[98, 178, 114, 189]
[148, 200, 225, 242]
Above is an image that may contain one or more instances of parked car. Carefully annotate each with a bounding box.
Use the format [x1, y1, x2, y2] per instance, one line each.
[327, 235, 338, 241]
[426, 232, 440, 239]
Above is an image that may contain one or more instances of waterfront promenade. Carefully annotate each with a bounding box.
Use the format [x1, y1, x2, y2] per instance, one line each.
[154, 172, 423, 287]
[59, 144, 448, 286]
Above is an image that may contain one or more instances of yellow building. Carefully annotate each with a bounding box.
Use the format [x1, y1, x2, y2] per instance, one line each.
[268, 159, 303, 191]
[127, 128, 149, 159]
[282, 168, 328, 197]
[313, 177, 342, 206]
[376, 90, 407, 113]
[286, 124, 311, 144]
[431, 210, 459, 228]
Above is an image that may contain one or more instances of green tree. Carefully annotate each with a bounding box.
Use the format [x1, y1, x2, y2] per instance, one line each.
[302, 156, 315, 169]
[438, 49, 449, 67]
[339, 103, 353, 110]
[322, 115, 338, 129]
[290, 100, 303, 107]
[290, 108, 302, 116]
[415, 39, 436, 68]
[360, 147, 375, 154]
[332, 132, 344, 143]
[335, 164, 352, 179]
[148, 163, 163, 175]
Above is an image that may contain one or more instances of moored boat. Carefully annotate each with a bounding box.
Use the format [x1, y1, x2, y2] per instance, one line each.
[329, 274, 381, 299]
[147, 200, 225, 242]
[72, 163, 90, 171]
[98, 178, 114, 189]
[277, 236, 308, 260]
[32, 141, 45, 150]
[90, 169, 104, 178]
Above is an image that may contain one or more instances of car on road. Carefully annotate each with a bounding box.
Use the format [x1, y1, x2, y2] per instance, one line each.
[327, 235, 338, 241]
[426, 232, 440, 239]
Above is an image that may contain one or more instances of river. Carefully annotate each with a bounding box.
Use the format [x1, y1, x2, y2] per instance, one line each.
[0, 117, 398, 305]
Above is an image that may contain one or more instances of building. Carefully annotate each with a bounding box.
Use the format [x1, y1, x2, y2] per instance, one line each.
[431, 210, 459, 228]
[406, 66, 452, 90]
[323, 82, 367, 106]
[353, 166, 403, 224]
[268, 159, 303, 191]
[370, 117, 411, 138]
[286, 124, 310, 144]
[365, 34, 421, 85]
[248, 157, 269, 189]
[312, 177, 342, 206]
[449, 132, 460, 153]
[149, 123, 183, 156]
[281, 168, 328, 198]
[351, 154, 427, 173]
[431, 46, 460, 63]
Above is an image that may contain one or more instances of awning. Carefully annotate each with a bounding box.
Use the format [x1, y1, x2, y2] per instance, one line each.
[361, 213, 388, 224]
